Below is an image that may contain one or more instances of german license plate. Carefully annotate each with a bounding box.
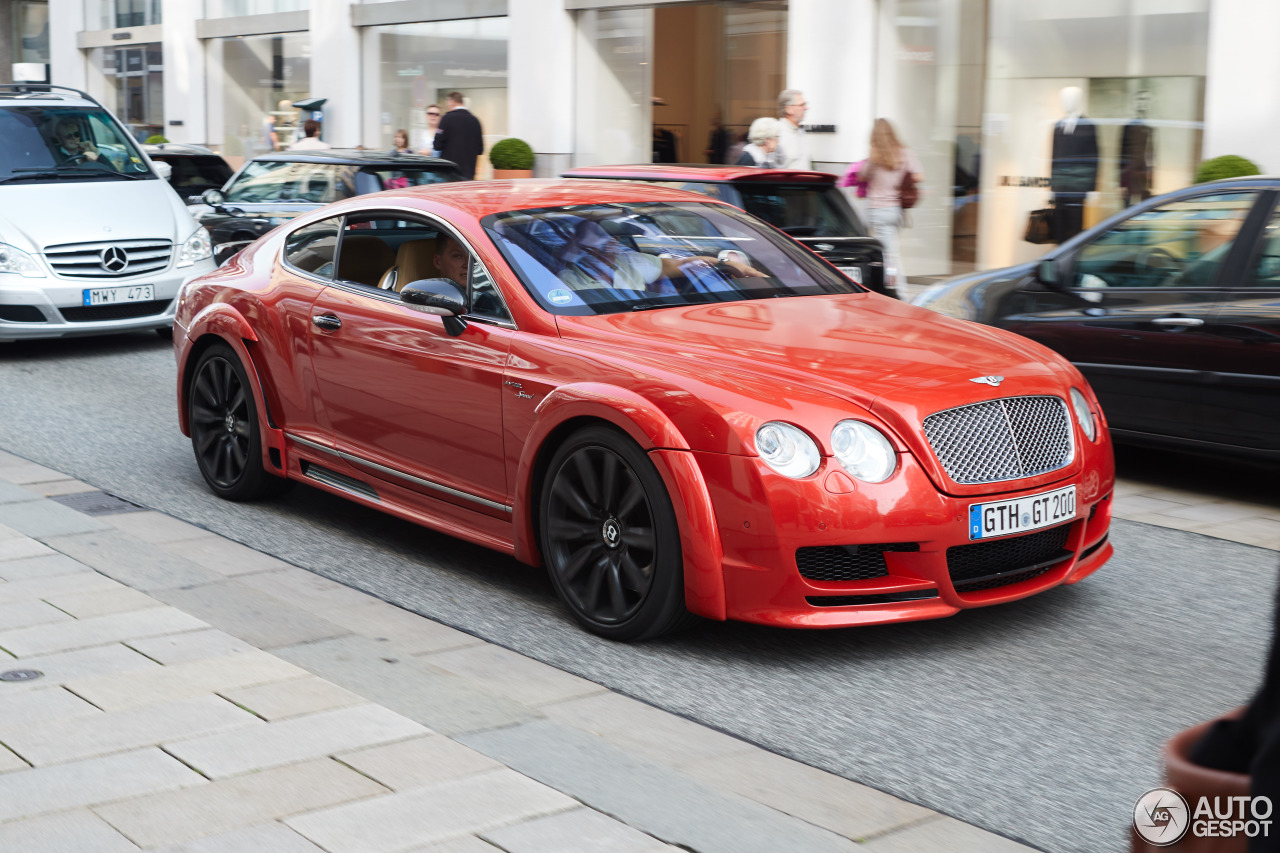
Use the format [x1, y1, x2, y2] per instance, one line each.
[838, 266, 864, 284]
[83, 284, 153, 306]
[969, 486, 1076, 540]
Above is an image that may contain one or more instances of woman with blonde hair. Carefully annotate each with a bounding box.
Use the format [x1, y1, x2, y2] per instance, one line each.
[859, 118, 923, 295]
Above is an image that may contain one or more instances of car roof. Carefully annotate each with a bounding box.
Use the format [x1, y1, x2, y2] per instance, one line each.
[562, 163, 838, 184]
[247, 148, 457, 169]
[143, 143, 221, 157]
[330, 178, 734, 219]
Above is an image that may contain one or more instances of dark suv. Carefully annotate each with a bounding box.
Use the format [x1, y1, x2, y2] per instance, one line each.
[561, 164, 891, 297]
[196, 149, 463, 264]
[142, 143, 234, 201]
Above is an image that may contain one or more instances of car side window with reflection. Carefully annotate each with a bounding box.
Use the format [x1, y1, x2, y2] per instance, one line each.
[1246, 205, 1280, 286]
[468, 259, 512, 323]
[1073, 192, 1257, 291]
[283, 217, 342, 279]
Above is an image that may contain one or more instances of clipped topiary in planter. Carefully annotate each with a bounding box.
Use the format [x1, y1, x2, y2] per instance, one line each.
[490, 137, 535, 179]
[145, 134, 169, 144]
[1194, 155, 1261, 184]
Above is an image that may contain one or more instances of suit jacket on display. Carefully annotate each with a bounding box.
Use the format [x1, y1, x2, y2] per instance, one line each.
[1050, 118, 1099, 195]
[434, 108, 484, 179]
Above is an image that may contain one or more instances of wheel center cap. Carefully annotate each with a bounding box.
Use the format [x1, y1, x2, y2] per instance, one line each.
[224, 412, 235, 434]
[601, 518, 622, 549]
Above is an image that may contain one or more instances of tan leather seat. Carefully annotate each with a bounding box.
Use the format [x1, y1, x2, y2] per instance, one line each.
[336, 235, 396, 288]
[377, 239, 441, 292]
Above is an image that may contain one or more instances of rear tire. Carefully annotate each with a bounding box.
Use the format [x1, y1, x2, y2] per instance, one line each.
[188, 343, 290, 501]
[540, 425, 698, 641]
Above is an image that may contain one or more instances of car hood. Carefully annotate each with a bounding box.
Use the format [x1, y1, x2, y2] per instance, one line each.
[554, 291, 1062, 410]
[0, 180, 199, 252]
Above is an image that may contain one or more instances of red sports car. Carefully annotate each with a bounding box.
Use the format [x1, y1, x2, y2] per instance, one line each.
[174, 180, 1114, 641]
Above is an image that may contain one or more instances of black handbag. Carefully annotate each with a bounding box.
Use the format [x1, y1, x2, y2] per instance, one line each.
[1025, 205, 1056, 244]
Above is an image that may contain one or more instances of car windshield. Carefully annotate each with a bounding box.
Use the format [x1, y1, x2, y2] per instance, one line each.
[483, 201, 863, 316]
[224, 160, 358, 203]
[0, 105, 155, 182]
[363, 168, 458, 191]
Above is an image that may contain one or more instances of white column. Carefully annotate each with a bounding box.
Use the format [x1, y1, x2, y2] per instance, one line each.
[48, 0, 87, 91]
[509, 0, 576, 176]
[786, 0, 876, 171]
[309, 0, 363, 147]
[162, 0, 205, 145]
[1203, 1, 1280, 169]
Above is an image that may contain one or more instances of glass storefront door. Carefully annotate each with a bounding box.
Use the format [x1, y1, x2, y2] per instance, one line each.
[206, 33, 311, 169]
[90, 44, 163, 142]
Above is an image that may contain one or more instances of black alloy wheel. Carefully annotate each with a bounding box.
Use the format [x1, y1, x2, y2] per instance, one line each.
[540, 425, 697, 641]
[189, 343, 288, 501]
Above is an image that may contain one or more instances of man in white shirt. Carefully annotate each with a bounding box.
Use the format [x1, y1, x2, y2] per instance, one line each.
[776, 89, 810, 170]
[288, 120, 331, 151]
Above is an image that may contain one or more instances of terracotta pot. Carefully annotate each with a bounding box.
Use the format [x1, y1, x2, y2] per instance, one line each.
[492, 169, 533, 180]
[1132, 710, 1251, 853]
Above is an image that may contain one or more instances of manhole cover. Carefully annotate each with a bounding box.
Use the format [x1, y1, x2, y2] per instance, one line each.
[0, 670, 43, 683]
[49, 490, 147, 516]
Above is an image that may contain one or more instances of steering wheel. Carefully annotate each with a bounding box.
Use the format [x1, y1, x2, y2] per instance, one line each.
[1135, 247, 1181, 281]
[62, 153, 89, 165]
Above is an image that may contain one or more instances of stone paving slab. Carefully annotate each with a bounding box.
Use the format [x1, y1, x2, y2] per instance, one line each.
[154, 821, 326, 853]
[1, 643, 160, 692]
[0, 742, 28, 774]
[860, 815, 1037, 852]
[312, 601, 483, 655]
[0, 685, 100, 730]
[65, 649, 307, 711]
[153, 580, 352, 650]
[0, 809, 140, 852]
[170, 534, 299, 578]
[0, 605, 208, 657]
[286, 768, 578, 853]
[0, 499, 111, 538]
[0, 747, 205, 822]
[0, 535, 56, 561]
[45, 530, 227, 592]
[45, 585, 165, 619]
[0, 553, 91, 582]
[482, 807, 675, 853]
[423, 642, 606, 708]
[0, 570, 125, 605]
[103, 510, 211, 545]
[0, 480, 42, 504]
[219, 675, 364, 721]
[0, 598, 74, 631]
[335, 734, 502, 791]
[93, 758, 390, 848]
[125, 629, 257, 666]
[165, 703, 430, 778]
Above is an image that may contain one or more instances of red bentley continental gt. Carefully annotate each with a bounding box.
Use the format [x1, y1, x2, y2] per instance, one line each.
[175, 180, 1114, 641]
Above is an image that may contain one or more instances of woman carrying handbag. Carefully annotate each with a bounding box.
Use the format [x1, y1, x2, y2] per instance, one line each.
[857, 119, 923, 296]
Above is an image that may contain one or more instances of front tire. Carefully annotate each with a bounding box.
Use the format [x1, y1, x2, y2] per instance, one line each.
[189, 342, 288, 501]
[540, 425, 697, 641]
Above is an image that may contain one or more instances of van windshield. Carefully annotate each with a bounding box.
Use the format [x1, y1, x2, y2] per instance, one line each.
[0, 106, 155, 183]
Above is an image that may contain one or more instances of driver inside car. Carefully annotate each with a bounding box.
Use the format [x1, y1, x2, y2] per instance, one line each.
[50, 119, 111, 169]
[556, 219, 765, 294]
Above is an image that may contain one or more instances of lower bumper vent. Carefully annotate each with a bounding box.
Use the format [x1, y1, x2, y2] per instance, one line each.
[947, 524, 1072, 593]
[59, 299, 172, 323]
[797, 542, 920, 582]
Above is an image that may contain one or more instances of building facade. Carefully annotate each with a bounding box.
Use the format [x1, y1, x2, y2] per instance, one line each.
[31, 0, 1276, 277]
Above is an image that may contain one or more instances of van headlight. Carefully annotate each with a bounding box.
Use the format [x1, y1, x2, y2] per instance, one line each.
[831, 420, 897, 482]
[754, 422, 821, 478]
[0, 242, 43, 277]
[1069, 388, 1097, 442]
[176, 228, 212, 267]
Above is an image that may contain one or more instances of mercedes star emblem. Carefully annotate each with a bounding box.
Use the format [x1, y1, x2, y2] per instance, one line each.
[969, 375, 1005, 387]
[100, 246, 129, 273]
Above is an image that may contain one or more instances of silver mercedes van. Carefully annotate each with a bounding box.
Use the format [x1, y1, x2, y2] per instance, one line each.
[0, 84, 215, 341]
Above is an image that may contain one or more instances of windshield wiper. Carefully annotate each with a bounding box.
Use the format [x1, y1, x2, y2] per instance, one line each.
[630, 299, 672, 312]
[8, 166, 146, 181]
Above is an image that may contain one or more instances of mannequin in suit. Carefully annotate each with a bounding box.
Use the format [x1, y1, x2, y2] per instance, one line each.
[1120, 89, 1155, 208]
[1050, 86, 1098, 242]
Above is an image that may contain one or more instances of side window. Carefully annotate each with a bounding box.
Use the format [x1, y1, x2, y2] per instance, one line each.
[224, 160, 294, 202]
[1073, 192, 1258, 291]
[334, 217, 405, 290]
[468, 258, 512, 322]
[1247, 203, 1280, 287]
[283, 217, 342, 278]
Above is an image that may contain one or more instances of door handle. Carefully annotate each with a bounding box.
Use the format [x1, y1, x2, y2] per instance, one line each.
[1151, 317, 1204, 328]
[312, 313, 342, 331]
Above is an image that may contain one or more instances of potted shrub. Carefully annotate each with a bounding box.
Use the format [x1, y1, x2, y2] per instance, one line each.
[1194, 155, 1261, 184]
[490, 137, 535, 179]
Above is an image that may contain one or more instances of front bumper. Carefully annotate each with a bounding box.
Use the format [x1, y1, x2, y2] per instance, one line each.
[694, 447, 1114, 628]
[0, 258, 216, 341]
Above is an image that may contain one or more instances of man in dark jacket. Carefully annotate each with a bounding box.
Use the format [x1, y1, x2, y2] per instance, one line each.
[434, 92, 484, 180]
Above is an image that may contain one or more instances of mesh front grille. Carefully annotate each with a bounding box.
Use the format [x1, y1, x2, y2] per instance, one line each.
[923, 396, 1073, 484]
[954, 565, 1054, 593]
[44, 239, 173, 279]
[947, 524, 1072, 587]
[59, 299, 171, 322]
[796, 543, 919, 582]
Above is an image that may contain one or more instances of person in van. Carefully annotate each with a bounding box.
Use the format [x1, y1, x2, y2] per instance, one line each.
[51, 118, 108, 167]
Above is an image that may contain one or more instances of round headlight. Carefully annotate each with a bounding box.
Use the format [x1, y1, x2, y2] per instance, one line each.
[1069, 387, 1097, 442]
[831, 420, 897, 483]
[754, 422, 821, 479]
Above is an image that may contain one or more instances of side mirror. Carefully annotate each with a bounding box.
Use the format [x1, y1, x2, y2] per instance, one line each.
[201, 188, 225, 207]
[401, 278, 468, 336]
[153, 161, 173, 182]
[1037, 258, 1058, 285]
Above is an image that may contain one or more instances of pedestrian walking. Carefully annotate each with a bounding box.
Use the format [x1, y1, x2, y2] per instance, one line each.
[776, 89, 810, 170]
[390, 129, 411, 154]
[287, 119, 330, 151]
[434, 92, 484, 180]
[419, 104, 442, 157]
[859, 118, 922, 295]
[736, 118, 781, 167]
